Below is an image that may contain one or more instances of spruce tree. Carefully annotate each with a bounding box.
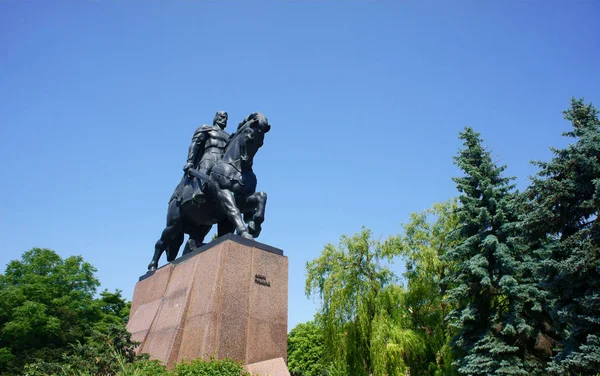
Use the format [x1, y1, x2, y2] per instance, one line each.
[525, 98, 600, 375]
[444, 128, 548, 375]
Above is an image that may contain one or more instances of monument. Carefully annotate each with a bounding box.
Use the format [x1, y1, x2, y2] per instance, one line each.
[127, 112, 289, 375]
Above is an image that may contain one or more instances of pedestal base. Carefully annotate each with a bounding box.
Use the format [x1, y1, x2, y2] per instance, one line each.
[127, 234, 288, 373]
[246, 357, 290, 376]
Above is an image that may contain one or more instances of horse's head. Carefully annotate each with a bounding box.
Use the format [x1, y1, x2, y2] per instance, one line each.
[223, 112, 271, 165]
[236, 112, 271, 135]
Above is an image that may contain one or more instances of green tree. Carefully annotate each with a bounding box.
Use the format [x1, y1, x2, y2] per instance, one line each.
[306, 228, 424, 376]
[287, 320, 327, 376]
[525, 98, 600, 374]
[0, 248, 134, 375]
[397, 200, 460, 375]
[23, 325, 140, 376]
[444, 128, 549, 375]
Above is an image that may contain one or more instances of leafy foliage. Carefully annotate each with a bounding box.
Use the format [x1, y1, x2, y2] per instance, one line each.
[306, 228, 426, 376]
[287, 320, 328, 376]
[369, 284, 426, 376]
[4, 98, 599, 376]
[119, 358, 171, 376]
[24, 352, 249, 376]
[396, 200, 461, 375]
[0, 248, 252, 376]
[444, 128, 550, 375]
[300, 99, 600, 376]
[23, 324, 140, 376]
[172, 357, 250, 376]
[525, 98, 600, 374]
[0, 248, 134, 375]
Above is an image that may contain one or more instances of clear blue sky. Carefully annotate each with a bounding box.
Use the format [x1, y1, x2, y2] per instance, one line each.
[1, 1, 599, 331]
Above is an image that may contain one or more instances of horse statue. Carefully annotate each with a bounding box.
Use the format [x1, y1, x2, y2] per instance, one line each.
[148, 112, 271, 271]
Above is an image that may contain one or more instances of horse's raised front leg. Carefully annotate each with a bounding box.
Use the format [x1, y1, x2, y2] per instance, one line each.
[216, 188, 252, 239]
[241, 191, 267, 238]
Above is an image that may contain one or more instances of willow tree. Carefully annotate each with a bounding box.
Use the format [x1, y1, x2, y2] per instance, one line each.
[397, 200, 460, 375]
[306, 228, 424, 376]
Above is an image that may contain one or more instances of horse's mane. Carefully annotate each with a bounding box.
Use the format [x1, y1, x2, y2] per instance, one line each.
[227, 112, 268, 145]
[236, 112, 263, 131]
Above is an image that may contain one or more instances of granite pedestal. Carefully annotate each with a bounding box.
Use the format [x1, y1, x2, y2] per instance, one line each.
[127, 234, 289, 374]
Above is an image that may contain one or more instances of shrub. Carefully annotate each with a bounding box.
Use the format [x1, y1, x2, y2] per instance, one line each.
[174, 357, 250, 376]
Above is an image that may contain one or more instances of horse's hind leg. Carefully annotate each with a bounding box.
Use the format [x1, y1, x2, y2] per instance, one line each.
[182, 225, 211, 256]
[217, 220, 235, 238]
[149, 199, 182, 271]
[149, 226, 173, 271]
[166, 230, 184, 262]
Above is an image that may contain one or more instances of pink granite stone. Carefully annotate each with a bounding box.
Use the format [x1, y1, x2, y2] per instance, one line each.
[130, 329, 149, 349]
[151, 289, 188, 333]
[246, 318, 288, 364]
[127, 236, 288, 373]
[217, 311, 249, 362]
[178, 312, 219, 361]
[128, 299, 163, 333]
[127, 298, 163, 353]
[185, 245, 223, 316]
[130, 264, 174, 318]
[219, 244, 252, 316]
[141, 329, 176, 363]
[249, 247, 289, 325]
[245, 357, 290, 376]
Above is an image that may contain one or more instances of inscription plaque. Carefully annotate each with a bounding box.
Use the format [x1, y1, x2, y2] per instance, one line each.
[255, 274, 271, 287]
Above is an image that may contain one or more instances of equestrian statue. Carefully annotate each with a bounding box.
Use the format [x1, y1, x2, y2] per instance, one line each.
[149, 111, 271, 271]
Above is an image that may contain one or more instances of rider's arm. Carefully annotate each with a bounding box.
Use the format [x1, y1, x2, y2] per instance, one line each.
[184, 128, 207, 171]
